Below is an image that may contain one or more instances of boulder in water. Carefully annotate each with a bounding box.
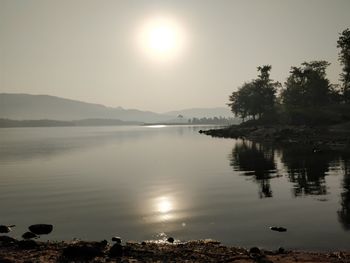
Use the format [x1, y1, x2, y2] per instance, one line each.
[22, 232, 38, 240]
[28, 224, 53, 235]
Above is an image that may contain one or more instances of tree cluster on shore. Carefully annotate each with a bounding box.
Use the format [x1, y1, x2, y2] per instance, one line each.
[228, 28, 350, 126]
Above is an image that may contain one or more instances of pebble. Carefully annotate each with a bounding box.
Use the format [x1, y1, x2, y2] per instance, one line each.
[18, 240, 38, 249]
[112, 236, 122, 244]
[0, 235, 17, 246]
[0, 225, 14, 234]
[249, 247, 261, 254]
[270, 226, 287, 232]
[109, 243, 123, 257]
[167, 237, 174, 243]
[62, 244, 103, 259]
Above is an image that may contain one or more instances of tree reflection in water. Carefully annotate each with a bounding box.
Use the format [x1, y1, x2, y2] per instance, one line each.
[338, 152, 350, 230]
[281, 146, 333, 196]
[229, 139, 350, 230]
[230, 140, 278, 198]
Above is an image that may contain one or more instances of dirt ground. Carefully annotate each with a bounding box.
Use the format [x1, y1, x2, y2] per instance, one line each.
[1, 237, 350, 263]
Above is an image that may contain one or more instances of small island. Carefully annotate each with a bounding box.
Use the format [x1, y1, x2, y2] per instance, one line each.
[201, 29, 350, 151]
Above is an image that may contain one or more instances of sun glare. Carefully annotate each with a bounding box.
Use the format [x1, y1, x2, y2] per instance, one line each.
[138, 15, 186, 61]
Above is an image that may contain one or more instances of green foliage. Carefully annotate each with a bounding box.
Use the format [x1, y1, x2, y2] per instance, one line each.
[228, 65, 279, 120]
[281, 106, 342, 126]
[228, 29, 350, 127]
[337, 28, 350, 102]
[278, 61, 343, 125]
[282, 61, 331, 108]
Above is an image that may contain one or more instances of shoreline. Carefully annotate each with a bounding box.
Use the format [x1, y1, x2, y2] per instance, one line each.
[200, 124, 350, 151]
[1, 237, 350, 262]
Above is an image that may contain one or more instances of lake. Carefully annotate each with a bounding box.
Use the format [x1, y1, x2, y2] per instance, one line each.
[0, 125, 349, 251]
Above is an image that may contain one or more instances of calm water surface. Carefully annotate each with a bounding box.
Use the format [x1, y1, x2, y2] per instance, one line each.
[0, 125, 349, 250]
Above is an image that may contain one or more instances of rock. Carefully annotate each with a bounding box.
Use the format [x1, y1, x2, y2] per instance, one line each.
[18, 240, 38, 249]
[0, 257, 14, 263]
[249, 247, 261, 254]
[62, 244, 104, 259]
[0, 236, 17, 246]
[270, 226, 287, 232]
[141, 241, 146, 246]
[0, 225, 15, 234]
[22, 232, 38, 240]
[167, 237, 174, 243]
[112, 236, 122, 244]
[99, 240, 108, 248]
[28, 224, 53, 235]
[278, 247, 285, 254]
[109, 243, 123, 257]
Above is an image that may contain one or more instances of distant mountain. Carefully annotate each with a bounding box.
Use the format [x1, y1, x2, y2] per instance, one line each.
[0, 93, 174, 122]
[165, 107, 234, 118]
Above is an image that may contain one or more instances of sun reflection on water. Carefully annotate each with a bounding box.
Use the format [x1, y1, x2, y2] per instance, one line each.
[157, 198, 172, 213]
[153, 196, 175, 222]
[146, 125, 167, 128]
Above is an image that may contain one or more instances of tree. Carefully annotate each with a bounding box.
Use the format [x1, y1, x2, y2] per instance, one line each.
[337, 28, 350, 102]
[228, 65, 279, 120]
[281, 61, 335, 125]
[282, 61, 331, 108]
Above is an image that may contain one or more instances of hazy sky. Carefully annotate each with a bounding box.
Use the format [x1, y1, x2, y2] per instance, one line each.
[1, 0, 350, 112]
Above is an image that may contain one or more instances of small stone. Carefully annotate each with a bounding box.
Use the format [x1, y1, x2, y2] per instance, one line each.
[62, 244, 103, 259]
[167, 237, 174, 243]
[270, 226, 287, 232]
[278, 247, 285, 254]
[0, 257, 14, 263]
[109, 243, 123, 257]
[249, 247, 261, 254]
[22, 232, 38, 240]
[99, 240, 108, 248]
[112, 236, 122, 244]
[18, 240, 38, 249]
[28, 224, 53, 235]
[0, 236, 17, 247]
[0, 225, 14, 234]
[141, 241, 146, 246]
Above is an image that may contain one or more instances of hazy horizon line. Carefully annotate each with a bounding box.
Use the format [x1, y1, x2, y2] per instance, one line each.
[0, 92, 230, 114]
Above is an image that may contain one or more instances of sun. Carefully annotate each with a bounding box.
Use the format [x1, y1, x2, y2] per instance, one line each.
[138, 15, 186, 61]
[148, 25, 176, 53]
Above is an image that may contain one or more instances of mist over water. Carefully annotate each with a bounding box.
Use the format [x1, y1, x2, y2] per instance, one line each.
[0, 125, 349, 250]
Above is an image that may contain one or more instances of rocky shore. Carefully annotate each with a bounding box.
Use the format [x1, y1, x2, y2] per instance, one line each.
[1, 236, 350, 263]
[200, 124, 350, 150]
